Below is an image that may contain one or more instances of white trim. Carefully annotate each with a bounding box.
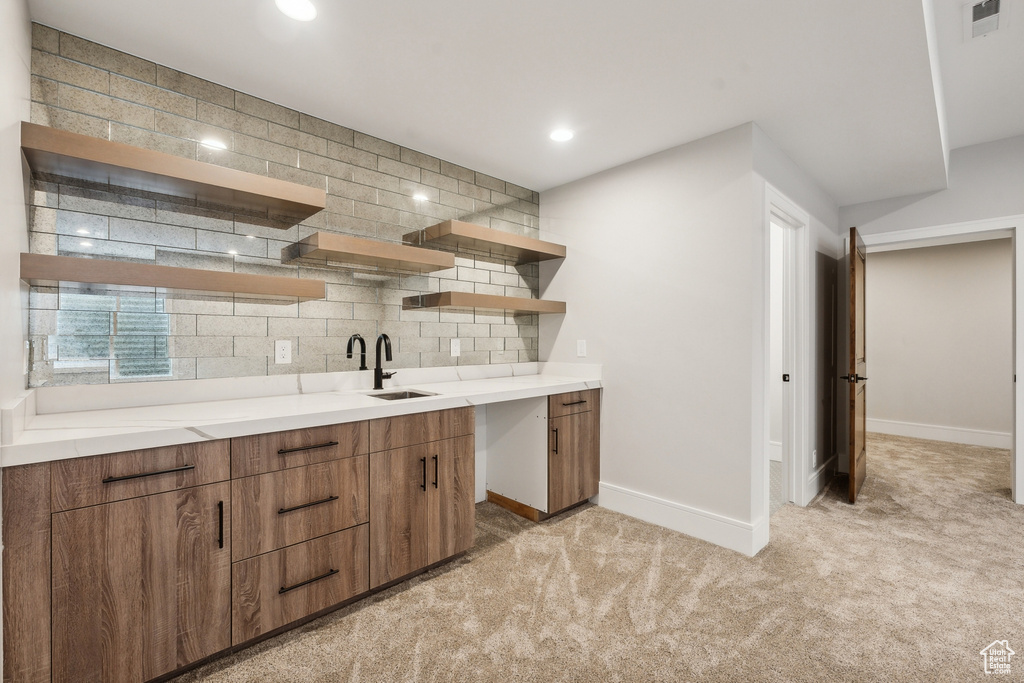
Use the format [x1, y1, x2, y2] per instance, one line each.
[769, 440, 782, 462]
[864, 213, 1024, 503]
[805, 453, 836, 504]
[867, 418, 1012, 449]
[599, 482, 765, 557]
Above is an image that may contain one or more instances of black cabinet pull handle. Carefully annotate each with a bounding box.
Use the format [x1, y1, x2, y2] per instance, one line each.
[278, 441, 339, 455]
[553, 428, 559, 454]
[102, 464, 195, 483]
[279, 568, 339, 594]
[420, 457, 427, 491]
[217, 501, 224, 549]
[432, 455, 438, 489]
[278, 495, 339, 515]
[562, 399, 587, 406]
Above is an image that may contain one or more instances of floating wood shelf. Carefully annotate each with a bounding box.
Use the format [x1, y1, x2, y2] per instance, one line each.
[21, 122, 326, 222]
[404, 220, 565, 264]
[21, 253, 326, 301]
[282, 231, 455, 272]
[403, 291, 566, 314]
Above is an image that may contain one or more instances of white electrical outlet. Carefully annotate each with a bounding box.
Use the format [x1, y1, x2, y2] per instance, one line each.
[577, 339, 587, 357]
[275, 340, 292, 364]
[450, 338, 461, 357]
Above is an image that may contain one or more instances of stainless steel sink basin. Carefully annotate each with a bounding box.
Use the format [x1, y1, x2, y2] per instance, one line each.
[369, 390, 437, 401]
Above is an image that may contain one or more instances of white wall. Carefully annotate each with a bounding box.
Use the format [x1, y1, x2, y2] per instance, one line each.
[540, 124, 764, 554]
[866, 239, 1013, 446]
[0, 0, 32, 674]
[841, 135, 1024, 235]
[769, 223, 784, 454]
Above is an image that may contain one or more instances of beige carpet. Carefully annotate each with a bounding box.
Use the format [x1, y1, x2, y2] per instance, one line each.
[175, 434, 1023, 682]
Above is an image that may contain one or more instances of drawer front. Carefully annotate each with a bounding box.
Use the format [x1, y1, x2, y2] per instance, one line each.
[232, 525, 369, 644]
[232, 456, 369, 561]
[548, 389, 600, 419]
[368, 407, 474, 452]
[231, 421, 368, 478]
[51, 440, 230, 512]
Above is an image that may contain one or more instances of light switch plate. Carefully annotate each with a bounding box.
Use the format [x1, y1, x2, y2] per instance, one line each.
[450, 338, 461, 357]
[275, 340, 292, 364]
[576, 340, 587, 357]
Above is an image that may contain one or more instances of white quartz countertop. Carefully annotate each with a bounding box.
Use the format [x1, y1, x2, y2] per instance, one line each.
[1, 364, 601, 467]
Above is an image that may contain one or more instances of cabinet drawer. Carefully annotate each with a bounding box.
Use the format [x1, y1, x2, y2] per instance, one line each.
[232, 525, 369, 644]
[232, 421, 368, 478]
[369, 407, 474, 452]
[51, 440, 230, 512]
[548, 389, 600, 419]
[232, 456, 369, 561]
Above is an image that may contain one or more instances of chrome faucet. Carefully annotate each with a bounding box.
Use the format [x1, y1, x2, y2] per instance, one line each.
[374, 333, 395, 390]
[346, 334, 368, 370]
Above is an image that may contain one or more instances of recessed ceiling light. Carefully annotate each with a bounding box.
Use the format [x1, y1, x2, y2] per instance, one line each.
[550, 128, 574, 142]
[201, 138, 227, 150]
[413, 193, 429, 202]
[79, 241, 92, 248]
[76, 228, 90, 235]
[275, 0, 317, 21]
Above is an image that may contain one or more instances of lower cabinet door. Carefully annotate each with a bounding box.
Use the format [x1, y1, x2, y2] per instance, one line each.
[51, 482, 232, 683]
[369, 443, 430, 588]
[231, 525, 369, 644]
[548, 410, 600, 514]
[427, 435, 475, 565]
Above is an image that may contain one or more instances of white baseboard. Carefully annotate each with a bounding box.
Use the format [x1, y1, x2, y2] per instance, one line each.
[769, 440, 782, 462]
[803, 453, 836, 505]
[867, 418, 1012, 449]
[598, 482, 766, 557]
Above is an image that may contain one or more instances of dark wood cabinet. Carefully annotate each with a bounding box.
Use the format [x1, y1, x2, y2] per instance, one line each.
[51, 482, 232, 683]
[369, 409, 475, 589]
[548, 408, 600, 514]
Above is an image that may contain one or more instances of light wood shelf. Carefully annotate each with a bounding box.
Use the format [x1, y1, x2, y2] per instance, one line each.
[404, 220, 565, 264]
[402, 291, 566, 314]
[21, 122, 326, 222]
[21, 253, 326, 301]
[282, 231, 454, 272]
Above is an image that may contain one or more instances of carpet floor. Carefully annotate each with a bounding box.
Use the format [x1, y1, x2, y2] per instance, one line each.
[174, 433, 1024, 682]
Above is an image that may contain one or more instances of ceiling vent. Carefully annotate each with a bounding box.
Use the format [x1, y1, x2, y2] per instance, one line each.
[964, 0, 1010, 39]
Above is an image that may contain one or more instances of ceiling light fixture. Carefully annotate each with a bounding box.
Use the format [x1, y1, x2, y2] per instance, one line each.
[550, 128, 574, 142]
[275, 0, 318, 21]
[200, 138, 227, 150]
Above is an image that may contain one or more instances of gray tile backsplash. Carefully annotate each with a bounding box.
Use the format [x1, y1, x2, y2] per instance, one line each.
[26, 25, 542, 388]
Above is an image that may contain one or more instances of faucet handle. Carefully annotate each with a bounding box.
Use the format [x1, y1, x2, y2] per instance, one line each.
[382, 371, 397, 380]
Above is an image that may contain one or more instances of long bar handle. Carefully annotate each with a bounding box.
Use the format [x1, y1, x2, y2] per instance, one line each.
[562, 399, 587, 407]
[432, 455, 438, 489]
[217, 501, 224, 549]
[279, 568, 339, 594]
[553, 428, 559, 454]
[278, 495, 339, 515]
[278, 441, 339, 455]
[102, 464, 195, 484]
[420, 457, 427, 491]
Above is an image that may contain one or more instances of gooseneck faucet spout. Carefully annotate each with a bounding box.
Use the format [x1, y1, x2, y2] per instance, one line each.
[374, 333, 395, 390]
[346, 334, 368, 370]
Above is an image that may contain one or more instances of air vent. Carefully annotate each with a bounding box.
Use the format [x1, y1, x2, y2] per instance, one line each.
[965, 0, 1010, 39]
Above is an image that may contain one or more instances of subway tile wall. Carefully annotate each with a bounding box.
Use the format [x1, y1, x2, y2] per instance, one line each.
[26, 24, 542, 387]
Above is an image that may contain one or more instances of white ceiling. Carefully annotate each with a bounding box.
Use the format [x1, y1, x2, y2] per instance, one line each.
[26, 0, 1020, 207]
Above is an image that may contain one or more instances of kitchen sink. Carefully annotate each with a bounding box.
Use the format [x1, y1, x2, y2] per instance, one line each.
[369, 390, 437, 401]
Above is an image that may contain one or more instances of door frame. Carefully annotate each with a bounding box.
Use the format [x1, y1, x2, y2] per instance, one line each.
[762, 185, 812, 527]
[861, 214, 1024, 503]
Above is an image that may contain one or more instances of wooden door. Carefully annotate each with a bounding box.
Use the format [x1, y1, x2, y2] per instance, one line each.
[848, 226, 868, 503]
[52, 482, 231, 683]
[548, 410, 600, 514]
[427, 435, 475, 565]
[369, 443, 429, 588]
